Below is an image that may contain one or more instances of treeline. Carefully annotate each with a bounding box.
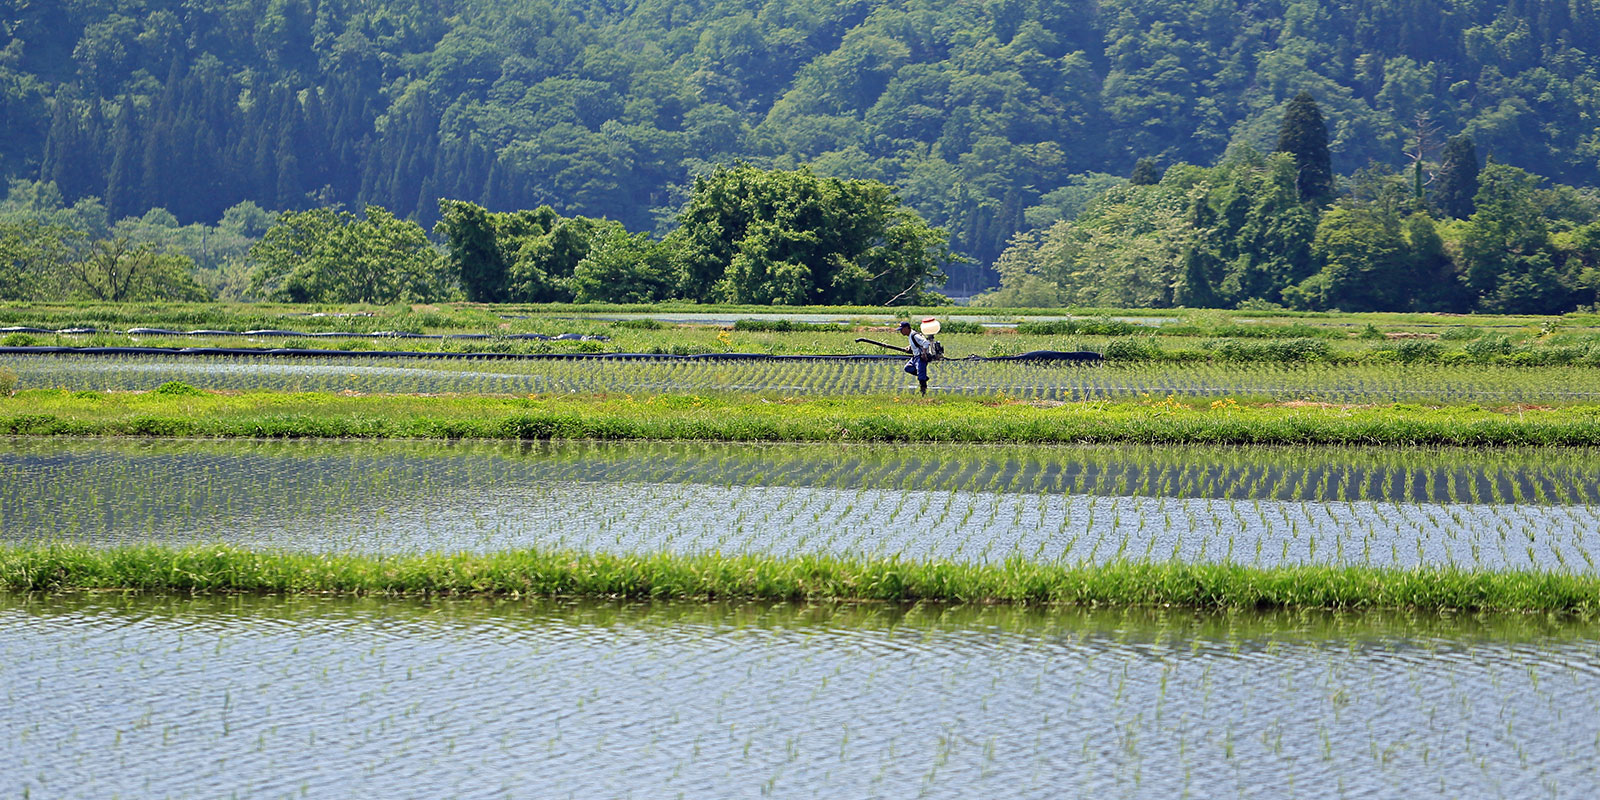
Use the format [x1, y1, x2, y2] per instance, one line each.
[1, 164, 950, 306]
[4, 0, 1600, 289]
[978, 91, 1600, 314]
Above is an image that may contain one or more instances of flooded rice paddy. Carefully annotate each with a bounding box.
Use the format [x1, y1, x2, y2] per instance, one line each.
[6, 438, 1600, 573]
[10, 352, 1600, 403]
[5, 594, 1599, 799]
[7, 437, 1600, 796]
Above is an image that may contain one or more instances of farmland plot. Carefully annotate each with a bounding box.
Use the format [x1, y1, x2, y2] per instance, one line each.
[8, 439, 1600, 572]
[10, 352, 1600, 403]
[4, 593, 1598, 799]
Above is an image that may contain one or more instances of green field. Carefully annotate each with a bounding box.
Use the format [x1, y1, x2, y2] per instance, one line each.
[6, 302, 1600, 610]
[7, 302, 1600, 800]
[7, 300, 1600, 365]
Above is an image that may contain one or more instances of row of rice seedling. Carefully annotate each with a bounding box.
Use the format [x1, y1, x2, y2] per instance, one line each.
[14, 477, 1593, 571]
[11, 353, 1600, 404]
[15, 437, 1599, 505]
[8, 438, 1599, 573]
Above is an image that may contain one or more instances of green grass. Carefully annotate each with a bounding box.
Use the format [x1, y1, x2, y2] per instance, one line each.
[9, 300, 1600, 367]
[4, 544, 1597, 614]
[5, 388, 1600, 447]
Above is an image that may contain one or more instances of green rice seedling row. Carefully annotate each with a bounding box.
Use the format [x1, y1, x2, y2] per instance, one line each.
[9, 438, 1600, 574]
[11, 353, 1600, 404]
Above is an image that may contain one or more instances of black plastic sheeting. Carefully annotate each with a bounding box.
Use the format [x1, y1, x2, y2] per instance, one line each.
[0, 326, 608, 342]
[0, 345, 1104, 363]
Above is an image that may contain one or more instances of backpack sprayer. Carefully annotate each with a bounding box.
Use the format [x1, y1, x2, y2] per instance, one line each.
[856, 317, 945, 359]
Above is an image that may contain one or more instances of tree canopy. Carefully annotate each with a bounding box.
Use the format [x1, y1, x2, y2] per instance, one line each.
[249, 206, 450, 303]
[4, 0, 1600, 290]
[435, 165, 952, 304]
[669, 164, 950, 305]
[979, 148, 1598, 314]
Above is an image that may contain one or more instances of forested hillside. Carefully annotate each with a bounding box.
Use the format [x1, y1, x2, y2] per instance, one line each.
[2, 0, 1599, 291]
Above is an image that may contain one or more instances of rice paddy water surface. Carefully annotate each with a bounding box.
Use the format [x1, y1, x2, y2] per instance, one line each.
[4, 593, 1598, 799]
[7, 438, 1600, 572]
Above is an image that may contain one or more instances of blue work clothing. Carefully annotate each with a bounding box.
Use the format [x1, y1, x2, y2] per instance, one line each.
[903, 330, 932, 386]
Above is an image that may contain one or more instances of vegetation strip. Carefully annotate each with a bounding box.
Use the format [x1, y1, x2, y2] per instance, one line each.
[4, 545, 1597, 614]
[6, 389, 1600, 447]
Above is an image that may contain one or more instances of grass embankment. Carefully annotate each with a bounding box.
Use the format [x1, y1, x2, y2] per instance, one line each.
[4, 544, 1597, 614]
[6, 388, 1600, 447]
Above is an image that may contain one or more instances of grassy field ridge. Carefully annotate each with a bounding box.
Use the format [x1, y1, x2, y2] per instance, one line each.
[5, 544, 1597, 614]
[6, 389, 1600, 447]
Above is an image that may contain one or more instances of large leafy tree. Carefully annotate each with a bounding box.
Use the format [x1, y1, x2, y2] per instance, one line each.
[436, 200, 620, 303]
[1459, 163, 1570, 314]
[668, 164, 951, 305]
[571, 229, 682, 303]
[435, 200, 510, 303]
[61, 237, 209, 302]
[1285, 206, 1412, 311]
[0, 221, 79, 300]
[249, 206, 450, 303]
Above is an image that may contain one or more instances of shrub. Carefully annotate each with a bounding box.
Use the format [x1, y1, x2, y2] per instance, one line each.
[1, 333, 38, 347]
[1212, 323, 1342, 340]
[732, 319, 848, 333]
[1465, 335, 1514, 361]
[85, 332, 129, 347]
[1103, 337, 1158, 360]
[1213, 338, 1330, 362]
[1388, 340, 1445, 363]
[1017, 318, 1142, 336]
[1507, 346, 1588, 366]
[611, 318, 666, 330]
[0, 367, 15, 395]
[152, 381, 206, 396]
[1440, 326, 1482, 341]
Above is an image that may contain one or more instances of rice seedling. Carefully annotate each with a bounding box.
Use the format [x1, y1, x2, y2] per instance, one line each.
[10, 352, 1600, 406]
[8, 438, 1600, 580]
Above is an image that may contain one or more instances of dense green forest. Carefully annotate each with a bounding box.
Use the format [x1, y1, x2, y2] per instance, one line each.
[3, 0, 1600, 296]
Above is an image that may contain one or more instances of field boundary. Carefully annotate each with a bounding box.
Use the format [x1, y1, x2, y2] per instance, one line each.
[6, 390, 1600, 447]
[4, 545, 1597, 614]
[0, 346, 1102, 363]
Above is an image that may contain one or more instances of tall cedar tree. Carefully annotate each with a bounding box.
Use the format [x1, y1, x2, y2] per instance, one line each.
[1434, 135, 1479, 219]
[1275, 92, 1334, 207]
[1129, 158, 1161, 186]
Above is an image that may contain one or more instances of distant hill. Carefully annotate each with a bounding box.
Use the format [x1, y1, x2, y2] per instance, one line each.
[3, 0, 1597, 289]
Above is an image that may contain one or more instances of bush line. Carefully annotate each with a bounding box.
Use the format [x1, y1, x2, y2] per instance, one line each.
[3, 544, 1597, 614]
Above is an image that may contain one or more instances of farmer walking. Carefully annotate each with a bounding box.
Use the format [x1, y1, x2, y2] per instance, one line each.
[899, 321, 934, 395]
